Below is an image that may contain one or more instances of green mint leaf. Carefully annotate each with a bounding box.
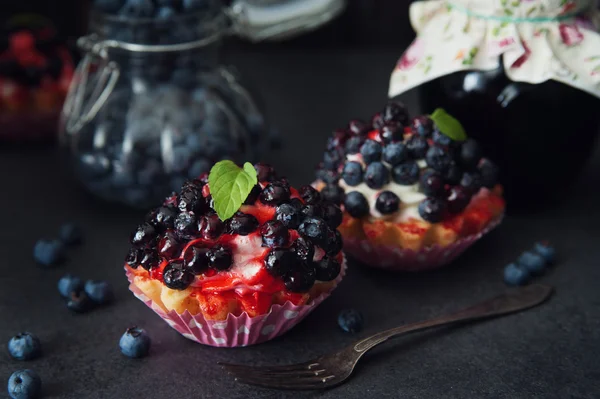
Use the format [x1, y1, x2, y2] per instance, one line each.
[208, 160, 258, 221]
[429, 108, 468, 141]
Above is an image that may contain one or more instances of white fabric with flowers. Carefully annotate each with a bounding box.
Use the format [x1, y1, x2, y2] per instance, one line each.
[389, 0, 600, 98]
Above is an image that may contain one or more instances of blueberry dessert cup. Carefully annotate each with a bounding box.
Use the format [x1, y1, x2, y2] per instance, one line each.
[125, 161, 345, 347]
[314, 103, 505, 271]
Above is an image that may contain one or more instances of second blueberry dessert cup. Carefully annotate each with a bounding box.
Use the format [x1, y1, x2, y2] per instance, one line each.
[125, 161, 345, 347]
[314, 103, 505, 271]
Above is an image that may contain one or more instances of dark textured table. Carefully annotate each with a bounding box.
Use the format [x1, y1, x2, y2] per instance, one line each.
[2, 48, 600, 399]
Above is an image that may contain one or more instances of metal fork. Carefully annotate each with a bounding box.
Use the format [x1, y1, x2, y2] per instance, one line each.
[219, 284, 553, 390]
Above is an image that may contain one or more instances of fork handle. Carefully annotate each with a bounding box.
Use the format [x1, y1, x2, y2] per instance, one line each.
[353, 284, 553, 353]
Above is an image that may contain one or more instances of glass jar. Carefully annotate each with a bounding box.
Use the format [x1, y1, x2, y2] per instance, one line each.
[417, 63, 600, 210]
[60, 7, 267, 209]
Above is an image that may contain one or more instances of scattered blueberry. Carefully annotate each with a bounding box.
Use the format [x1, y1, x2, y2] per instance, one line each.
[58, 223, 83, 246]
[516, 251, 546, 275]
[364, 162, 390, 189]
[84, 280, 114, 305]
[338, 309, 364, 333]
[418, 197, 447, 223]
[33, 240, 65, 267]
[375, 191, 400, 214]
[392, 161, 420, 185]
[342, 162, 364, 187]
[533, 242, 556, 263]
[504, 263, 530, 286]
[260, 221, 289, 248]
[57, 274, 84, 298]
[119, 327, 151, 358]
[360, 140, 383, 164]
[66, 290, 94, 313]
[406, 135, 429, 158]
[425, 145, 452, 173]
[382, 142, 408, 166]
[344, 191, 370, 218]
[8, 333, 41, 361]
[7, 369, 41, 399]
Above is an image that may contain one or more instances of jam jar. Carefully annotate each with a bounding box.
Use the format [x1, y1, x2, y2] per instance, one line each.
[61, 0, 346, 209]
[388, 0, 600, 210]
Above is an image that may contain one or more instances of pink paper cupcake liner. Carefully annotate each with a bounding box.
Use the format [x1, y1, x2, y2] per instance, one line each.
[343, 216, 503, 272]
[125, 258, 346, 347]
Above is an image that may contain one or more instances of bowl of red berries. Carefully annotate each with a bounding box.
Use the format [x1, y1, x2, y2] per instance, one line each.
[125, 160, 346, 347]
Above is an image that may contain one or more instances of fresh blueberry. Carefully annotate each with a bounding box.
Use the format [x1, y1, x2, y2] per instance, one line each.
[320, 184, 345, 206]
[342, 162, 363, 187]
[298, 217, 330, 247]
[94, 0, 125, 13]
[119, 327, 151, 358]
[276, 203, 302, 229]
[444, 162, 463, 185]
[264, 248, 297, 277]
[378, 122, 403, 144]
[533, 242, 556, 263]
[314, 256, 341, 281]
[84, 280, 114, 305]
[163, 260, 195, 290]
[227, 212, 259, 235]
[148, 206, 177, 231]
[291, 237, 315, 262]
[198, 213, 225, 239]
[66, 290, 94, 313]
[33, 240, 65, 267]
[119, 0, 155, 17]
[411, 116, 434, 137]
[299, 185, 320, 204]
[321, 203, 343, 229]
[183, 0, 210, 11]
[432, 129, 453, 146]
[57, 274, 84, 298]
[406, 135, 429, 159]
[58, 223, 83, 246]
[364, 162, 389, 189]
[360, 139, 383, 164]
[375, 191, 400, 214]
[261, 220, 290, 248]
[7, 369, 41, 399]
[338, 309, 364, 333]
[392, 161, 420, 185]
[174, 211, 198, 240]
[324, 230, 343, 256]
[425, 145, 452, 173]
[345, 136, 365, 154]
[504, 263, 530, 286]
[156, 230, 180, 259]
[382, 142, 408, 166]
[348, 119, 370, 136]
[260, 182, 291, 206]
[418, 197, 447, 223]
[382, 101, 409, 125]
[8, 333, 41, 361]
[183, 246, 210, 275]
[283, 262, 316, 293]
[207, 244, 233, 271]
[344, 191, 370, 218]
[156, 6, 176, 18]
[459, 139, 483, 169]
[479, 158, 499, 188]
[460, 171, 483, 195]
[419, 170, 446, 197]
[130, 222, 157, 247]
[446, 186, 471, 214]
[517, 251, 547, 275]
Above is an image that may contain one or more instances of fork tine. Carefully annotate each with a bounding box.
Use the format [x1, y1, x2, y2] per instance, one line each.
[223, 365, 328, 379]
[232, 373, 337, 390]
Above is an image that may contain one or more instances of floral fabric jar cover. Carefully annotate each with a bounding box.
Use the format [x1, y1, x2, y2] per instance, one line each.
[389, 0, 600, 98]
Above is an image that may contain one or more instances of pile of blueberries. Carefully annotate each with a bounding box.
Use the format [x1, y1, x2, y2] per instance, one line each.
[126, 163, 344, 293]
[74, 80, 262, 208]
[33, 223, 83, 267]
[504, 242, 556, 286]
[317, 102, 499, 223]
